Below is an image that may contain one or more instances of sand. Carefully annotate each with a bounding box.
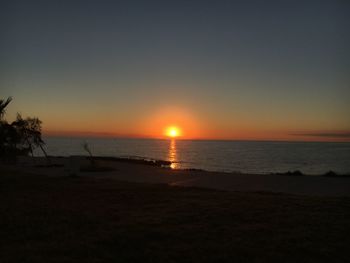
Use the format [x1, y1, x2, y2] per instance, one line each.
[1, 162, 350, 263]
[1, 157, 350, 262]
[4, 156, 350, 196]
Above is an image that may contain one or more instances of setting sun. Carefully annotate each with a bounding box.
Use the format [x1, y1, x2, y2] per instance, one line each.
[166, 126, 181, 138]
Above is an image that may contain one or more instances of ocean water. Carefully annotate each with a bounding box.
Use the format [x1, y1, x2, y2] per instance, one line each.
[34, 137, 350, 175]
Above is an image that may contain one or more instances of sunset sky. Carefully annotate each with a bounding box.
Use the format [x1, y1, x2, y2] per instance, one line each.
[1, 0, 349, 141]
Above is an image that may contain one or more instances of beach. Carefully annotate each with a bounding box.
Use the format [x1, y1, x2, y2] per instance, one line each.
[9, 156, 350, 196]
[3, 1, 350, 261]
[1, 157, 350, 262]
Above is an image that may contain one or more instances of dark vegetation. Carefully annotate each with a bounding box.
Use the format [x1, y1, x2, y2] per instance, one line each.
[92, 156, 172, 167]
[272, 170, 350, 178]
[323, 170, 350, 178]
[271, 170, 304, 176]
[80, 156, 171, 172]
[1, 168, 350, 263]
[0, 97, 46, 163]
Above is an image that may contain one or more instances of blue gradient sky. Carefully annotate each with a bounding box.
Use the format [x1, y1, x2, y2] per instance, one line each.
[1, 0, 349, 140]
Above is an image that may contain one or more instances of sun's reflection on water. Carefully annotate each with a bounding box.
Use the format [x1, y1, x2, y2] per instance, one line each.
[168, 139, 178, 169]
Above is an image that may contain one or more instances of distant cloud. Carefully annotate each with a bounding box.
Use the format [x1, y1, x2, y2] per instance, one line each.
[291, 132, 350, 138]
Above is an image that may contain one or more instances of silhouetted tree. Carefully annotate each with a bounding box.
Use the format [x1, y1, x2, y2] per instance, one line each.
[0, 121, 22, 159]
[0, 97, 47, 163]
[0, 97, 12, 121]
[0, 97, 19, 159]
[12, 113, 46, 157]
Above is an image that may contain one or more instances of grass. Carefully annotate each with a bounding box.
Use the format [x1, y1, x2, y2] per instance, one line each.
[1, 169, 350, 262]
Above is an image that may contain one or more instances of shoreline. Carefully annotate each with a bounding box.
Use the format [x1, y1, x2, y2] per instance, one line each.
[25, 155, 350, 177]
[3, 155, 350, 197]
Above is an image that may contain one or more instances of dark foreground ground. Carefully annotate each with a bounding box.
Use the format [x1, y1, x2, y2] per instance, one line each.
[1, 169, 350, 263]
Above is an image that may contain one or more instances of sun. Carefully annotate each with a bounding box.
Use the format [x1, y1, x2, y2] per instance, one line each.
[166, 126, 181, 138]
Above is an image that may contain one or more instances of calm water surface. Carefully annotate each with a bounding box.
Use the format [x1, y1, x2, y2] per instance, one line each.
[35, 137, 350, 175]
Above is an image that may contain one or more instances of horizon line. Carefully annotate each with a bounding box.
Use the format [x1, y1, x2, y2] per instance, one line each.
[42, 134, 350, 143]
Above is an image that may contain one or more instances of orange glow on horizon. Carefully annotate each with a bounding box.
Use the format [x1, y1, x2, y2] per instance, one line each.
[39, 104, 350, 142]
[41, 128, 350, 142]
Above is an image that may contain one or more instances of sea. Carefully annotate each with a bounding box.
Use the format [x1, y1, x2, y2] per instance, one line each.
[34, 137, 350, 175]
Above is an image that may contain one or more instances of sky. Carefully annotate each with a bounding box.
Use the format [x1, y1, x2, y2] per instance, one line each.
[1, 0, 349, 141]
